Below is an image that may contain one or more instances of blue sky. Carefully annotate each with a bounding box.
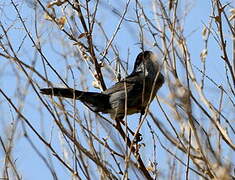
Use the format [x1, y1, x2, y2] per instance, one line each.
[0, 0, 234, 179]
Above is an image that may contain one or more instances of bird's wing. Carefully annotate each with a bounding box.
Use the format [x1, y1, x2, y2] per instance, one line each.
[103, 72, 144, 95]
[104, 72, 164, 112]
[103, 72, 145, 114]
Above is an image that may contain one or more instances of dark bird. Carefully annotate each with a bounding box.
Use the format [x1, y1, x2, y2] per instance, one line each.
[40, 51, 164, 121]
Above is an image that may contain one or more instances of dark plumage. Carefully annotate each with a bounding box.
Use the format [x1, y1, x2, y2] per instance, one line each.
[40, 51, 164, 120]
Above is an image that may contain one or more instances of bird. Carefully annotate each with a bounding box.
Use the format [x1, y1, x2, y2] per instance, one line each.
[40, 51, 164, 121]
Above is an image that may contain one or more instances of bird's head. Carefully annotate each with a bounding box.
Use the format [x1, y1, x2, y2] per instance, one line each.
[132, 51, 159, 75]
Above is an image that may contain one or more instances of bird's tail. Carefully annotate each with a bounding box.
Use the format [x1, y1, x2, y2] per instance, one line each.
[40, 88, 111, 113]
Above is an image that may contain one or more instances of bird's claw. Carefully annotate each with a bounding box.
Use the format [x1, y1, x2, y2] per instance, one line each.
[133, 133, 143, 143]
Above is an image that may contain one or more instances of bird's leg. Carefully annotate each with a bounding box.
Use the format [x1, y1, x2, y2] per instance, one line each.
[115, 118, 132, 147]
[130, 107, 146, 143]
[140, 107, 146, 116]
[137, 107, 145, 125]
[119, 119, 142, 143]
[113, 110, 142, 143]
[117, 118, 142, 143]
